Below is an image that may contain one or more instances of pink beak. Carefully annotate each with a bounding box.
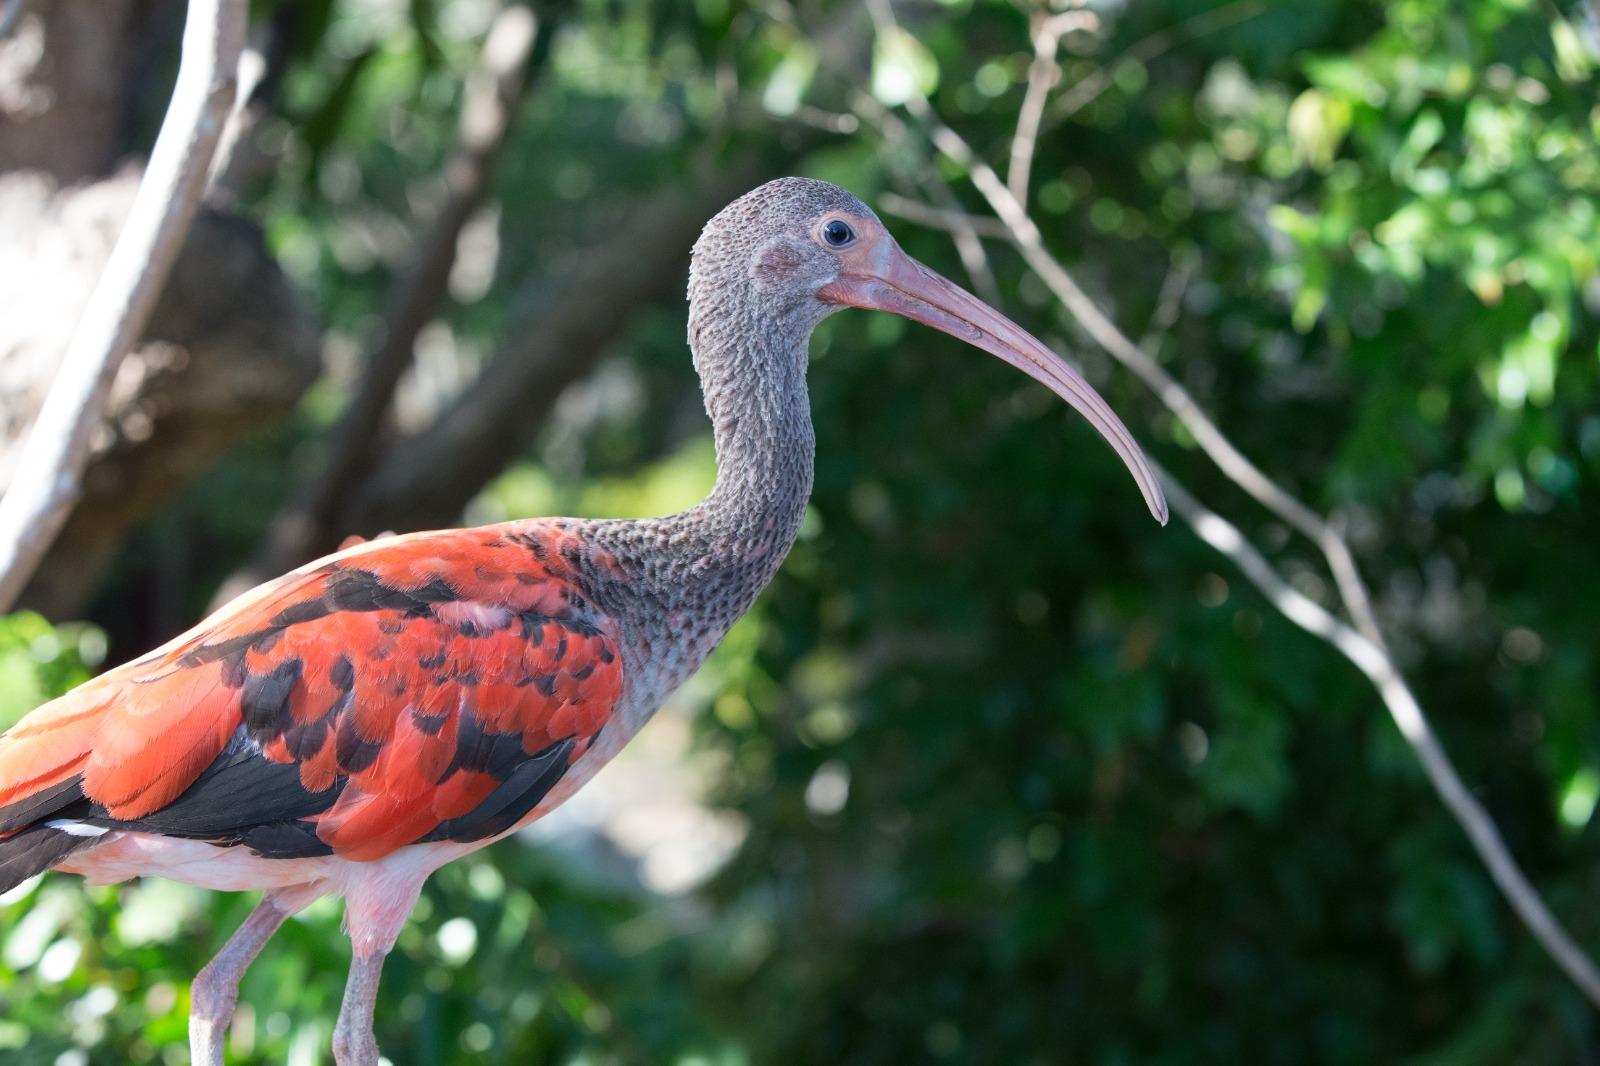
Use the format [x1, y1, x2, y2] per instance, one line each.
[821, 241, 1168, 525]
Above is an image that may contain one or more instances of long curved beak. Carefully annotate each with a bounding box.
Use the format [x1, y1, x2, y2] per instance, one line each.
[820, 242, 1168, 525]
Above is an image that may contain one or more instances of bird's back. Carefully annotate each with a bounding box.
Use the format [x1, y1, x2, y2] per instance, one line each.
[0, 521, 630, 889]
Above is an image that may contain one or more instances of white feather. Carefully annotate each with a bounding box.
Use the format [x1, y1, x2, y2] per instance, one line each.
[46, 820, 108, 838]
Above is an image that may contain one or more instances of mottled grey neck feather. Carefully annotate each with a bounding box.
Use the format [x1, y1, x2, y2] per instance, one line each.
[584, 179, 865, 657]
[678, 244, 816, 577]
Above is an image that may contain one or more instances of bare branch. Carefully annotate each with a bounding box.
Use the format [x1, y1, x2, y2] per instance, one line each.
[870, 8, 1326, 550]
[851, 90, 1000, 303]
[1158, 468, 1600, 1006]
[1140, 256, 1191, 343]
[1007, 9, 1096, 206]
[205, 9, 299, 203]
[0, 0, 244, 613]
[791, 104, 862, 135]
[204, 37, 268, 198]
[879, 193, 1010, 239]
[847, 13, 1600, 1002]
[1, 179, 320, 618]
[941, 121, 1398, 658]
[927, 119, 1343, 544]
[922, 176, 1000, 306]
[934, 117, 1600, 1008]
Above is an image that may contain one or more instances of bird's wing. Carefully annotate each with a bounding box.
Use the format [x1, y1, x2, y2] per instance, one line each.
[0, 523, 626, 862]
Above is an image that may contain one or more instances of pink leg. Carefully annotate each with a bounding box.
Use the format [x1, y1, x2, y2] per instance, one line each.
[331, 872, 427, 1066]
[332, 951, 387, 1066]
[189, 886, 317, 1066]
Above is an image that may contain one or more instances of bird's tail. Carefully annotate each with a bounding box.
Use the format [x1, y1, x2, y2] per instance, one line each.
[0, 823, 94, 893]
[0, 774, 98, 894]
[0, 685, 118, 894]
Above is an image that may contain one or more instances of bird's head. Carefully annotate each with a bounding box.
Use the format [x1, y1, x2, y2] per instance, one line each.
[692, 176, 1167, 525]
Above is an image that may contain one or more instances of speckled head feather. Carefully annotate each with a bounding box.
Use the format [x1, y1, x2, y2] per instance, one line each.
[690, 177, 878, 304]
[687, 177, 880, 378]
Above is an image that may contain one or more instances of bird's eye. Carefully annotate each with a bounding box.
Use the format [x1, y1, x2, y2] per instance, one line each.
[821, 219, 855, 247]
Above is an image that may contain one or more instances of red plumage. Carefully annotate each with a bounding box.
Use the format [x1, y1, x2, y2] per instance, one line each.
[0, 523, 624, 864]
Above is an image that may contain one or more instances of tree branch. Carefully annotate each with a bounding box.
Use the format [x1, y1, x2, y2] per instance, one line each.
[2, 180, 320, 619]
[878, 192, 1009, 239]
[0, 0, 245, 613]
[1007, 8, 1096, 206]
[204, 34, 269, 199]
[1158, 468, 1600, 1006]
[853, 5, 1600, 1006]
[851, 90, 999, 303]
[971, 136, 1600, 1009]
[951, 117, 1600, 1009]
[916, 117, 1360, 573]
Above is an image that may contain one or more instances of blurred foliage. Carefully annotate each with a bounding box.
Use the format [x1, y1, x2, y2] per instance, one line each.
[5, 0, 1600, 1062]
[0, 614, 104, 732]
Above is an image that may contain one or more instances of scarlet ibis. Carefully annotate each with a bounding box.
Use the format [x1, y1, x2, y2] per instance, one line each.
[0, 178, 1164, 1064]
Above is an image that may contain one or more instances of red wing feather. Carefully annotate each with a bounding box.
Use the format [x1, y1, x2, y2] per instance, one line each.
[0, 523, 625, 862]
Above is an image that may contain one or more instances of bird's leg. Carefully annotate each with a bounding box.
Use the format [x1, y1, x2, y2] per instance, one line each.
[188, 888, 310, 1066]
[331, 949, 388, 1066]
[331, 872, 426, 1066]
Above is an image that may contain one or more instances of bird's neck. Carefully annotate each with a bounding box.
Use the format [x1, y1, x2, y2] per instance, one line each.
[597, 294, 815, 636]
[693, 329, 814, 546]
[562, 271, 820, 716]
[677, 294, 816, 594]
